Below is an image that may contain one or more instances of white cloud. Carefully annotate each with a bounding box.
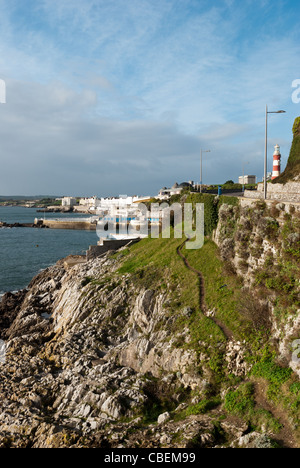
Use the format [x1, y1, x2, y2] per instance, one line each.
[0, 79, 203, 195]
[0, 0, 299, 195]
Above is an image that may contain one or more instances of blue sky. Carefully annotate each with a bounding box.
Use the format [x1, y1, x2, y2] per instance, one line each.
[0, 0, 300, 196]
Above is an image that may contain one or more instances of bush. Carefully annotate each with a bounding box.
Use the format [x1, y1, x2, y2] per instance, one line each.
[224, 383, 255, 416]
[238, 290, 271, 332]
[185, 193, 219, 236]
[252, 360, 292, 386]
[254, 434, 278, 449]
[224, 180, 235, 185]
[185, 398, 221, 416]
[81, 277, 92, 287]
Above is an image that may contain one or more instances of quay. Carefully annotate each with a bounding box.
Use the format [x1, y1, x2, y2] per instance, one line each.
[0, 221, 47, 229]
[0, 219, 98, 231]
[34, 218, 97, 231]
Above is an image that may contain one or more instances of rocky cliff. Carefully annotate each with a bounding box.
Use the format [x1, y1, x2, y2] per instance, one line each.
[215, 201, 300, 376]
[0, 254, 242, 448]
[0, 201, 299, 448]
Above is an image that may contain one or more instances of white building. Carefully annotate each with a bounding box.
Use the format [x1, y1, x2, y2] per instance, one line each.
[238, 175, 257, 185]
[79, 196, 101, 208]
[77, 195, 151, 215]
[157, 182, 194, 200]
[101, 196, 150, 206]
[62, 197, 77, 207]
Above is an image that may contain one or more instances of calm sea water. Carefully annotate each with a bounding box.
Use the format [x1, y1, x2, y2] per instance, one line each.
[0, 206, 98, 295]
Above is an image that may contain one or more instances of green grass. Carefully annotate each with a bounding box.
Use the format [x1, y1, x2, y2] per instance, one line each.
[118, 235, 199, 308]
[110, 221, 299, 440]
[184, 239, 251, 341]
[185, 397, 221, 416]
[251, 358, 293, 401]
[248, 355, 300, 439]
[116, 233, 262, 381]
[224, 382, 283, 434]
[224, 382, 255, 415]
[117, 234, 226, 355]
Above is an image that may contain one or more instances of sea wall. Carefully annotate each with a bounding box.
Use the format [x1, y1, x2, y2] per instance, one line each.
[0, 222, 45, 228]
[39, 219, 97, 231]
[244, 181, 300, 203]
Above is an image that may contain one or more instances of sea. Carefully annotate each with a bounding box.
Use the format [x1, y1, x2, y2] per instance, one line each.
[0, 206, 98, 297]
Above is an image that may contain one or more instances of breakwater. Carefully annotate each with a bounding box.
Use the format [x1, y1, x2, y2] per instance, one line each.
[36, 219, 97, 231]
[0, 222, 47, 229]
[0, 220, 97, 231]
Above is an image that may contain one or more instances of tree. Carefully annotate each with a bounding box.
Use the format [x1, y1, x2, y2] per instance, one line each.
[224, 180, 235, 185]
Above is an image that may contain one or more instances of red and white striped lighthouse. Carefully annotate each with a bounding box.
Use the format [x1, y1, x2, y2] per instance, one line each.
[272, 144, 281, 180]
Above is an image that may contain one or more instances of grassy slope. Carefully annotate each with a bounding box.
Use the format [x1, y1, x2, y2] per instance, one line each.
[117, 235, 226, 349]
[114, 224, 300, 443]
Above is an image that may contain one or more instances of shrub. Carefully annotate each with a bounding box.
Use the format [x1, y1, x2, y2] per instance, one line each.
[185, 397, 221, 416]
[81, 277, 92, 287]
[224, 383, 255, 416]
[252, 360, 292, 385]
[238, 290, 271, 332]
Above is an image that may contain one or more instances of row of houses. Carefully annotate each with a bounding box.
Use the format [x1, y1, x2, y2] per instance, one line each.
[157, 177, 257, 200]
[157, 181, 194, 200]
[60, 195, 151, 210]
[61, 174, 258, 212]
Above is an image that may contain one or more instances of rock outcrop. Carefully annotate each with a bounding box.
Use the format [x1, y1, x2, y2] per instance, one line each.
[214, 201, 300, 378]
[0, 251, 271, 448]
[0, 196, 299, 448]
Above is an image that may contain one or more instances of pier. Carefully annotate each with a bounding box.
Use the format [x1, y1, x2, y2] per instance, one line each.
[35, 218, 97, 231]
[0, 221, 47, 229]
[0, 218, 97, 231]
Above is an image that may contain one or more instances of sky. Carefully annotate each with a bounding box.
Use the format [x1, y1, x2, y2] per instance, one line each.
[0, 0, 300, 197]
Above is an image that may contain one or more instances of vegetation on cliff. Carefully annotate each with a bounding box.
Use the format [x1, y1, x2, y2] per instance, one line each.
[274, 116, 300, 183]
[0, 192, 299, 448]
[115, 193, 300, 447]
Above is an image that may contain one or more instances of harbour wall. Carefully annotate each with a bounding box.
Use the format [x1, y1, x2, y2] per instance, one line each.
[244, 181, 300, 203]
[0, 222, 46, 229]
[36, 219, 97, 231]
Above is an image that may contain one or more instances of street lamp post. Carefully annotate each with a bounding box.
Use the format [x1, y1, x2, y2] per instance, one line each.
[200, 149, 211, 193]
[264, 106, 286, 200]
